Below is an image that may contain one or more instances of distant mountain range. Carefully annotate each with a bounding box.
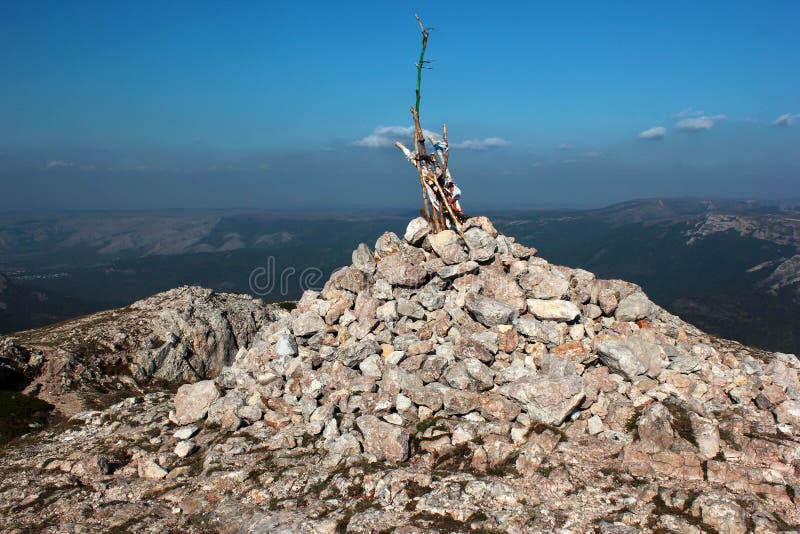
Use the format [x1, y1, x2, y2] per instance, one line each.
[1, 198, 799, 352]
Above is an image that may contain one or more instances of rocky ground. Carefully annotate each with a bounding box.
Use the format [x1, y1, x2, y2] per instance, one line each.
[1, 216, 799, 533]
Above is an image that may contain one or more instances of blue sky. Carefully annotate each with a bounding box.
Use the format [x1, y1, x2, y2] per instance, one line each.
[1, 1, 798, 210]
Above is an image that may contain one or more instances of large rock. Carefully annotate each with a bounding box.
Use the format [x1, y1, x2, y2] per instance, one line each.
[274, 334, 298, 358]
[428, 230, 468, 265]
[374, 232, 404, 257]
[324, 293, 355, 325]
[527, 299, 580, 322]
[441, 358, 494, 392]
[397, 298, 425, 319]
[355, 415, 410, 462]
[462, 216, 498, 237]
[376, 248, 428, 287]
[404, 217, 430, 245]
[498, 375, 585, 425]
[693, 495, 748, 534]
[174, 380, 221, 425]
[437, 260, 479, 279]
[463, 227, 496, 262]
[351, 243, 376, 274]
[440, 388, 482, 415]
[775, 400, 800, 428]
[513, 316, 563, 345]
[207, 393, 245, 431]
[636, 402, 674, 453]
[335, 339, 381, 368]
[689, 412, 720, 460]
[519, 267, 569, 300]
[138, 458, 168, 480]
[480, 268, 526, 312]
[417, 284, 446, 310]
[615, 292, 656, 322]
[480, 393, 521, 421]
[465, 293, 516, 327]
[595, 336, 668, 379]
[329, 266, 368, 294]
[292, 311, 326, 337]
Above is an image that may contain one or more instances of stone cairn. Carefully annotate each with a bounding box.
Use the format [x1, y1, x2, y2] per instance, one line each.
[172, 215, 800, 499]
[11, 215, 798, 531]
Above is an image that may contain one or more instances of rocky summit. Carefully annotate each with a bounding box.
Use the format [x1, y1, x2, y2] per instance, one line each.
[1, 216, 799, 533]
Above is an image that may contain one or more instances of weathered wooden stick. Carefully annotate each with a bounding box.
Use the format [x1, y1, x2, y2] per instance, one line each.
[395, 141, 433, 226]
[410, 106, 442, 231]
[410, 107, 427, 157]
[429, 167, 463, 233]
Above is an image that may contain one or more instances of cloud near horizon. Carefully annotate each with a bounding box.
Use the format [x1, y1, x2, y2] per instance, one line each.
[673, 108, 704, 119]
[676, 114, 726, 131]
[773, 113, 800, 127]
[450, 137, 510, 150]
[352, 126, 417, 148]
[46, 160, 75, 169]
[639, 126, 666, 140]
[353, 126, 508, 150]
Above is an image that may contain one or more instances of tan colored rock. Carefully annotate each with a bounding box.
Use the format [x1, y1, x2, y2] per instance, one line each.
[775, 400, 800, 428]
[465, 293, 516, 327]
[174, 380, 221, 425]
[526, 299, 580, 322]
[174, 440, 197, 458]
[404, 217, 430, 245]
[376, 248, 428, 287]
[428, 230, 468, 265]
[637, 402, 674, 453]
[519, 267, 569, 300]
[138, 457, 168, 480]
[689, 412, 720, 460]
[693, 495, 748, 534]
[351, 243, 376, 274]
[355, 415, 409, 463]
[498, 374, 585, 425]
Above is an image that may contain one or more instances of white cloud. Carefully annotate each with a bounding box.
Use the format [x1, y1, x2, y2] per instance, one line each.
[451, 137, 510, 150]
[46, 160, 75, 168]
[773, 113, 800, 127]
[639, 126, 666, 140]
[353, 126, 413, 148]
[557, 143, 574, 150]
[353, 125, 439, 148]
[354, 126, 509, 151]
[673, 108, 704, 119]
[676, 114, 726, 131]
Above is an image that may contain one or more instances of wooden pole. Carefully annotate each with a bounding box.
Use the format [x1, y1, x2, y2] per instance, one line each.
[410, 106, 439, 231]
[415, 15, 428, 114]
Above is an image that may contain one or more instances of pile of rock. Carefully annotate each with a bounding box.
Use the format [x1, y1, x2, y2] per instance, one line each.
[3, 216, 799, 532]
[174, 215, 799, 486]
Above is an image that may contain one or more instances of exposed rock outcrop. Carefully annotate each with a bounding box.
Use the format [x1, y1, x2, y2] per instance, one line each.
[5, 286, 285, 415]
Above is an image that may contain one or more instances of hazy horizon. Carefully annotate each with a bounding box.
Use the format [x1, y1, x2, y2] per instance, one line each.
[0, 194, 798, 216]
